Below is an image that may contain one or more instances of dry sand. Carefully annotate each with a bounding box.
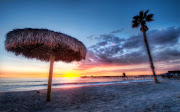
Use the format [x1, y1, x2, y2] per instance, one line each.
[0, 79, 180, 112]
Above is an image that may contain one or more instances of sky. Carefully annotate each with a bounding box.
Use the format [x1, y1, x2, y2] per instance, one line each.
[0, 0, 180, 78]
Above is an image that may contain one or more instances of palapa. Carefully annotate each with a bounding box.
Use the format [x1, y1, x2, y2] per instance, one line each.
[5, 28, 87, 101]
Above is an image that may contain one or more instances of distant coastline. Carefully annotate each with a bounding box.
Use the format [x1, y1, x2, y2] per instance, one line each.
[80, 75, 161, 78]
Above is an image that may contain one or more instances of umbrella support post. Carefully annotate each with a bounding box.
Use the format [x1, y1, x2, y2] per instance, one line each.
[46, 54, 55, 102]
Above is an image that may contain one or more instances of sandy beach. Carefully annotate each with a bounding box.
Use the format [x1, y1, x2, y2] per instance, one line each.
[0, 79, 180, 112]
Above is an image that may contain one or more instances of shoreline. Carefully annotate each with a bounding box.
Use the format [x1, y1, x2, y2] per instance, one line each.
[0, 79, 154, 93]
[0, 79, 180, 112]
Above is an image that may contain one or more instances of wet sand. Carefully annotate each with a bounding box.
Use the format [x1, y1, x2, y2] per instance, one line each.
[0, 79, 180, 112]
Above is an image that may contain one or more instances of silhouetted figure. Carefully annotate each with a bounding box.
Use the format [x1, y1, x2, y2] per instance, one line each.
[122, 72, 126, 77]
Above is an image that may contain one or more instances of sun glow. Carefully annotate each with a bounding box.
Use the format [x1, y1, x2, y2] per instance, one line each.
[62, 70, 80, 79]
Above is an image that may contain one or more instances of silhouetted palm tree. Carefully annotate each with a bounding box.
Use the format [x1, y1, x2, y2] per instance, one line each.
[132, 10, 159, 83]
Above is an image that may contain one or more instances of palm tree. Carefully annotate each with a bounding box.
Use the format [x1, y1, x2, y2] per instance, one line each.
[132, 10, 159, 83]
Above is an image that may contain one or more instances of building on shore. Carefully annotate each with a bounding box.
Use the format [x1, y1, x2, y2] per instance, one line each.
[161, 70, 180, 79]
[168, 70, 180, 75]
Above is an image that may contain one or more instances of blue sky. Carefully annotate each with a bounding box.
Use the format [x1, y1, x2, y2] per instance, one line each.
[0, 0, 180, 77]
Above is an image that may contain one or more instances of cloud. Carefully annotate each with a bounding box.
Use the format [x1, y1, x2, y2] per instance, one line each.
[110, 28, 124, 34]
[77, 27, 180, 70]
[149, 27, 180, 46]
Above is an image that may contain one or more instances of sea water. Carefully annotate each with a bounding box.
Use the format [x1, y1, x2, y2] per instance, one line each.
[0, 77, 153, 92]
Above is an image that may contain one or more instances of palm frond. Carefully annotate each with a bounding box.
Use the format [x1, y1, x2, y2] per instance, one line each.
[141, 21, 146, 25]
[144, 10, 149, 18]
[139, 11, 144, 17]
[146, 18, 154, 22]
[139, 11, 144, 21]
[132, 10, 154, 30]
[133, 15, 139, 20]
[132, 20, 139, 24]
[146, 14, 154, 20]
[132, 23, 140, 28]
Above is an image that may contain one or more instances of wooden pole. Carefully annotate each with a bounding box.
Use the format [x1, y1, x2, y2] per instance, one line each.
[46, 53, 55, 102]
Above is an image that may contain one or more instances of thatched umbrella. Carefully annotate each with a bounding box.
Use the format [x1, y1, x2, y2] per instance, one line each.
[5, 28, 86, 101]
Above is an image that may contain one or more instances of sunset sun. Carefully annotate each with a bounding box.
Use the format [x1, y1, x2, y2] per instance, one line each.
[63, 71, 80, 79]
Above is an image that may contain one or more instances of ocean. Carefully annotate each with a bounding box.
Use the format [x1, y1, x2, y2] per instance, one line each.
[0, 77, 153, 92]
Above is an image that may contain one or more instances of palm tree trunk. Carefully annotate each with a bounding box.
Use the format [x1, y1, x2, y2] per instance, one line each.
[46, 53, 55, 102]
[142, 25, 159, 83]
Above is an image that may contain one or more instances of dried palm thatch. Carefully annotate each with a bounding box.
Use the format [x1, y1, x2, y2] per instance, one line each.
[5, 28, 87, 102]
[5, 28, 86, 62]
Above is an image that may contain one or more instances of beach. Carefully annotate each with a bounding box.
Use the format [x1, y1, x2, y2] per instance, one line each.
[0, 79, 180, 112]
